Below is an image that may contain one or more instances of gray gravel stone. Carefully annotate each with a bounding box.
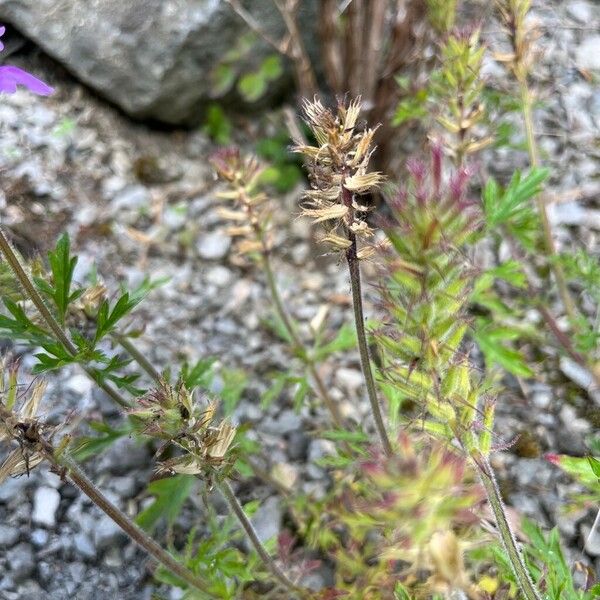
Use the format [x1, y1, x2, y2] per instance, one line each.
[99, 437, 150, 475]
[112, 184, 150, 211]
[567, 1, 593, 23]
[582, 522, 600, 556]
[335, 367, 364, 392]
[205, 265, 233, 287]
[30, 529, 49, 547]
[0, 524, 19, 548]
[7, 543, 35, 583]
[73, 532, 97, 560]
[262, 409, 303, 435]
[109, 476, 137, 498]
[249, 496, 281, 545]
[555, 429, 587, 456]
[575, 36, 600, 71]
[196, 231, 231, 260]
[308, 439, 336, 463]
[163, 204, 188, 230]
[0, 475, 30, 503]
[32, 486, 61, 527]
[94, 515, 127, 551]
[65, 373, 94, 397]
[287, 430, 310, 461]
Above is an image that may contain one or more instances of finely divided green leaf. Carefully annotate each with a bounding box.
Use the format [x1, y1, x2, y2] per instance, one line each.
[136, 475, 196, 532]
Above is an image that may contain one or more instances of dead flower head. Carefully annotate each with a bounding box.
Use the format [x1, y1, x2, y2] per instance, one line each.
[495, 0, 540, 79]
[0, 357, 48, 484]
[130, 380, 236, 479]
[210, 146, 274, 261]
[294, 97, 385, 258]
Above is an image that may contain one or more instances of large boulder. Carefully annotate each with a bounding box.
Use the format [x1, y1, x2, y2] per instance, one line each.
[0, 0, 313, 124]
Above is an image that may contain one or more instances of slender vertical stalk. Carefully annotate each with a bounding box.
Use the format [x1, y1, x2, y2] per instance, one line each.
[42, 448, 216, 597]
[346, 241, 393, 457]
[262, 252, 302, 350]
[112, 333, 162, 383]
[0, 227, 130, 408]
[585, 508, 600, 556]
[272, 0, 318, 97]
[473, 452, 541, 600]
[518, 82, 577, 323]
[339, 182, 392, 456]
[262, 245, 345, 429]
[224, 0, 317, 97]
[217, 480, 306, 598]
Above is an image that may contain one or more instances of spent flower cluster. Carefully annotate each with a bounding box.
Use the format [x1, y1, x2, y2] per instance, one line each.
[210, 146, 275, 260]
[131, 381, 237, 481]
[0, 358, 48, 483]
[294, 98, 384, 259]
[495, 0, 539, 81]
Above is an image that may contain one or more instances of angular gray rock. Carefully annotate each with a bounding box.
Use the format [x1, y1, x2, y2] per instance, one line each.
[196, 231, 231, 260]
[0, 0, 316, 124]
[575, 36, 600, 72]
[93, 515, 127, 551]
[0, 524, 19, 548]
[249, 495, 281, 545]
[32, 486, 60, 528]
[7, 543, 35, 583]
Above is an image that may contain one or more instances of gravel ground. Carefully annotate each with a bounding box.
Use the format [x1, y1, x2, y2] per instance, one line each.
[1, 1, 600, 598]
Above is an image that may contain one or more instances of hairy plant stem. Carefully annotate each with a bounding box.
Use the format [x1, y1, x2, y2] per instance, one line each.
[217, 479, 306, 598]
[112, 333, 162, 383]
[41, 447, 216, 597]
[260, 237, 345, 429]
[340, 185, 392, 456]
[472, 452, 541, 600]
[519, 81, 578, 323]
[346, 244, 393, 457]
[0, 227, 130, 408]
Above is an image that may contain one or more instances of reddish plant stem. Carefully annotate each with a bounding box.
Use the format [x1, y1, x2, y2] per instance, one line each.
[341, 185, 393, 456]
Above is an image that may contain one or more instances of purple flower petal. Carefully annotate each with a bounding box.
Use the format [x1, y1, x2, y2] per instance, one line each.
[0, 65, 54, 96]
[0, 26, 5, 52]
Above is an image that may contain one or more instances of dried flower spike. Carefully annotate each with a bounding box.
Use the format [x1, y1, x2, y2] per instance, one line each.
[294, 97, 384, 257]
[130, 381, 236, 479]
[210, 147, 274, 262]
[0, 358, 48, 483]
[296, 97, 393, 456]
[495, 0, 539, 82]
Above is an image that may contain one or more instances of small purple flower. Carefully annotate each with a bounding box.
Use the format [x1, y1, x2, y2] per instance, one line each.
[0, 25, 53, 96]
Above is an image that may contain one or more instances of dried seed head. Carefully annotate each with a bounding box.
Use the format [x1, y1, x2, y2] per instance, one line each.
[210, 147, 261, 186]
[0, 361, 49, 484]
[426, 530, 472, 594]
[66, 283, 108, 332]
[294, 97, 385, 257]
[131, 381, 236, 479]
[210, 146, 273, 262]
[495, 0, 539, 80]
